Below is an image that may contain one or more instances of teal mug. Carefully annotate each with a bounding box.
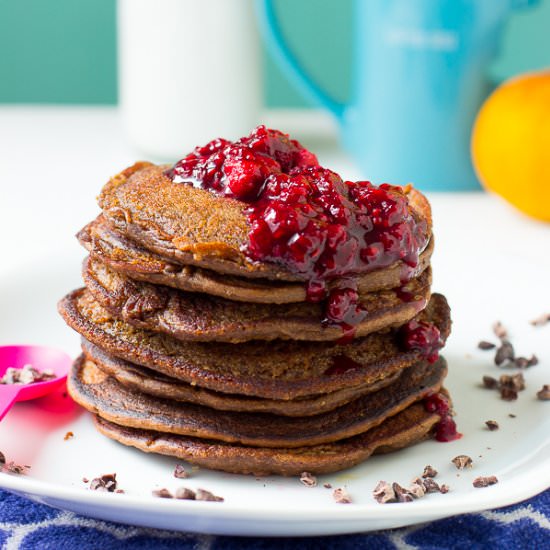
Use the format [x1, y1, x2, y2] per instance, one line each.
[257, 0, 538, 190]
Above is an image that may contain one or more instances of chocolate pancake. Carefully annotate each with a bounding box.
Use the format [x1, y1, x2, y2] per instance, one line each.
[69, 355, 447, 448]
[94, 401, 441, 475]
[78, 215, 434, 304]
[83, 256, 432, 342]
[58, 289, 451, 400]
[83, 341, 403, 417]
[97, 163, 433, 281]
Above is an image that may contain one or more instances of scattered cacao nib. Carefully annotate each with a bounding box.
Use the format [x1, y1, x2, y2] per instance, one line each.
[115, 489, 125, 494]
[492, 321, 508, 340]
[0, 451, 5, 466]
[373, 475, 448, 505]
[152, 488, 173, 499]
[82, 477, 89, 483]
[473, 476, 498, 488]
[500, 373, 525, 392]
[299, 471, 317, 488]
[484, 372, 526, 401]
[482, 376, 499, 390]
[495, 340, 515, 366]
[175, 487, 196, 500]
[421, 478, 441, 493]
[452, 455, 473, 470]
[407, 478, 426, 499]
[89, 473, 118, 492]
[478, 341, 496, 350]
[323, 483, 332, 489]
[195, 488, 224, 502]
[373, 480, 396, 504]
[509, 413, 516, 418]
[333, 487, 352, 504]
[392, 482, 413, 503]
[89, 479, 104, 491]
[500, 387, 518, 401]
[514, 355, 538, 369]
[64, 431, 74, 441]
[485, 420, 499, 431]
[0, 364, 55, 385]
[530, 313, 550, 327]
[101, 474, 118, 490]
[173, 464, 188, 479]
[536, 385, 550, 401]
[514, 357, 529, 368]
[4, 461, 29, 475]
[422, 465, 438, 478]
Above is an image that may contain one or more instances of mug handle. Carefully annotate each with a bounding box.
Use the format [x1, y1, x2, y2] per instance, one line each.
[256, 0, 346, 119]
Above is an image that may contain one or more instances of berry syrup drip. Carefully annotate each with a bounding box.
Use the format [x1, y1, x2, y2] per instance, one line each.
[324, 354, 362, 376]
[167, 126, 428, 339]
[423, 392, 462, 442]
[400, 320, 443, 363]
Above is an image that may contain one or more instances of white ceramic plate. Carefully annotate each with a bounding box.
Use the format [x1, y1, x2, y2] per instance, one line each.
[0, 236, 549, 536]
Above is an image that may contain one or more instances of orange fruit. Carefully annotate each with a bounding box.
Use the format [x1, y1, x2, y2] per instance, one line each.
[471, 70, 550, 222]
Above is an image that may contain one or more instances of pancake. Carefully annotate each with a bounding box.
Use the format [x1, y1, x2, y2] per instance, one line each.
[83, 341, 403, 417]
[94, 401, 442, 476]
[83, 256, 432, 342]
[78, 215, 434, 304]
[69, 355, 447, 448]
[97, 162, 433, 282]
[58, 289, 451, 400]
[58, 130, 456, 478]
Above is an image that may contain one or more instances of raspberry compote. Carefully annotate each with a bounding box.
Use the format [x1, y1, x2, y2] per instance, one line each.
[167, 126, 429, 341]
[423, 392, 462, 442]
[400, 320, 444, 363]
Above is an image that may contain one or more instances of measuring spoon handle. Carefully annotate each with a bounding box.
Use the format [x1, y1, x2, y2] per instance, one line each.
[0, 385, 22, 421]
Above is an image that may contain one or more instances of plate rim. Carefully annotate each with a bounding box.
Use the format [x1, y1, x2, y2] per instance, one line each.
[1, 448, 548, 527]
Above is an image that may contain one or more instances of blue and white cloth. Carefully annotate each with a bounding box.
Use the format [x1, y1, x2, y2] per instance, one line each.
[0, 488, 548, 549]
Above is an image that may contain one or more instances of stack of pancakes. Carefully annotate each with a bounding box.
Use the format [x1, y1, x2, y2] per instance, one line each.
[59, 158, 454, 476]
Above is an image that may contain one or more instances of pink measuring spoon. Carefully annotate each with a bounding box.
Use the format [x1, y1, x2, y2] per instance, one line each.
[0, 345, 72, 421]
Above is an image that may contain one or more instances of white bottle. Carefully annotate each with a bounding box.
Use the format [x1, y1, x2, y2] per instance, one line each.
[118, 0, 261, 159]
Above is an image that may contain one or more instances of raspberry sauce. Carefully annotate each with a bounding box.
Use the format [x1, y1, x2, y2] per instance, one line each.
[423, 393, 462, 442]
[167, 126, 429, 339]
[400, 320, 444, 363]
